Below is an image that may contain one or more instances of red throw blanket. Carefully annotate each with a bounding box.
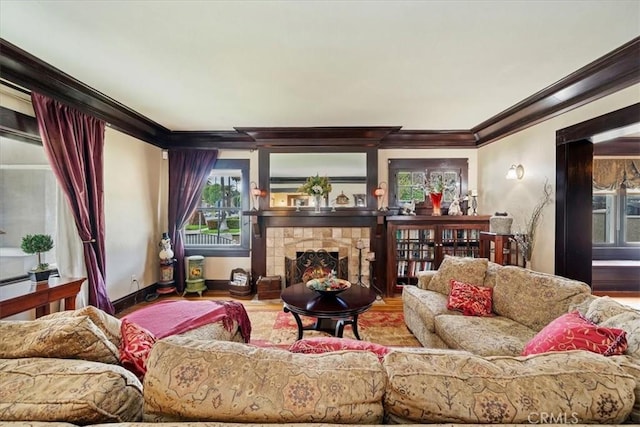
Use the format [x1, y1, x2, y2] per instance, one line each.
[122, 300, 251, 342]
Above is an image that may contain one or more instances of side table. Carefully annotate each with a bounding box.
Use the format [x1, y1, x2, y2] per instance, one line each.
[0, 276, 85, 318]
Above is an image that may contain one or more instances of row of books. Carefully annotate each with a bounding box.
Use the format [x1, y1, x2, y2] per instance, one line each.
[397, 260, 433, 277]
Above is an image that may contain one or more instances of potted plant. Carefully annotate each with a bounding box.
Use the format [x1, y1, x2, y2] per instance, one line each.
[21, 233, 54, 282]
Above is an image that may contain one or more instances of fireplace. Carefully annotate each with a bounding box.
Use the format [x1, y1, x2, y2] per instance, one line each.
[285, 250, 348, 287]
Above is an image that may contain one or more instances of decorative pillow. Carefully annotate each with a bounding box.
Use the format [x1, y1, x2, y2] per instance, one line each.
[119, 318, 156, 378]
[289, 337, 390, 361]
[40, 305, 122, 348]
[446, 280, 493, 316]
[0, 316, 119, 364]
[427, 255, 488, 295]
[522, 311, 628, 357]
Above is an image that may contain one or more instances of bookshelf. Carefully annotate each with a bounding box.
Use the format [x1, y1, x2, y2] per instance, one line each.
[386, 215, 490, 296]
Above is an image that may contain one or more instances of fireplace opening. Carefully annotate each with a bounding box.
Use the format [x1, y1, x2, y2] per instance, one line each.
[285, 249, 348, 287]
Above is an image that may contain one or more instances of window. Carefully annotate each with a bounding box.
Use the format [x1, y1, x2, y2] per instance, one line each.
[592, 158, 640, 258]
[388, 158, 468, 211]
[593, 188, 640, 246]
[0, 136, 58, 282]
[183, 159, 250, 257]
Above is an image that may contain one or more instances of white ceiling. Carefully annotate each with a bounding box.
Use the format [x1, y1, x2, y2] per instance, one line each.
[1, 1, 638, 132]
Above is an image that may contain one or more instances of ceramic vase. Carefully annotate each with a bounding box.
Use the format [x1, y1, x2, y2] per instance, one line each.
[429, 192, 443, 216]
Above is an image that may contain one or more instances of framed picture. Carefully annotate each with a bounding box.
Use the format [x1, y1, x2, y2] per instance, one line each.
[353, 193, 366, 207]
[230, 268, 248, 286]
[288, 195, 309, 207]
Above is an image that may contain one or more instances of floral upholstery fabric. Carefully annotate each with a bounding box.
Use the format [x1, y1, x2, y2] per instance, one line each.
[446, 280, 493, 316]
[0, 357, 143, 423]
[383, 349, 635, 424]
[0, 316, 119, 364]
[177, 319, 244, 343]
[427, 255, 488, 295]
[493, 266, 591, 331]
[600, 310, 640, 361]
[119, 319, 157, 379]
[402, 285, 461, 333]
[522, 311, 627, 357]
[434, 314, 536, 356]
[610, 355, 640, 423]
[416, 269, 436, 289]
[143, 336, 386, 424]
[585, 296, 635, 324]
[289, 337, 390, 361]
[481, 261, 501, 289]
[401, 300, 450, 349]
[40, 305, 122, 348]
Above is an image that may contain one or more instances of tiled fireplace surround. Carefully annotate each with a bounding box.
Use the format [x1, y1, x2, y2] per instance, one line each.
[265, 226, 371, 286]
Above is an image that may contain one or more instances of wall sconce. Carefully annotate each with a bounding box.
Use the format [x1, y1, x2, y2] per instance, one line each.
[506, 164, 525, 180]
[374, 182, 388, 211]
[250, 181, 264, 210]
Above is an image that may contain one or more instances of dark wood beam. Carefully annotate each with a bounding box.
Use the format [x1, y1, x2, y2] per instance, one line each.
[380, 130, 476, 148]
[593, 136, 640, 156]
[474, 37, 640, 146]
[0, 38, 170, 147]
[0, 106, 40, 145]
[557, 103, 640, 144]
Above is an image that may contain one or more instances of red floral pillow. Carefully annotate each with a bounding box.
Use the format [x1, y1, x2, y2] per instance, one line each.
[522, 311, 628, 357]
[446, 280, 493, 316]
[119, 318, 157, 379]
[289, 337, 390, 361]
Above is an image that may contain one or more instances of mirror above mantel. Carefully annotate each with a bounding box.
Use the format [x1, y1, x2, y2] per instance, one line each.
[258, 147, 378, 210]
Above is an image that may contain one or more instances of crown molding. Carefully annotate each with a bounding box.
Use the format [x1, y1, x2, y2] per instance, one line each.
[473, 36, 640, 146]
[0, 38, 170, 147]
[1, 36, 638, 150]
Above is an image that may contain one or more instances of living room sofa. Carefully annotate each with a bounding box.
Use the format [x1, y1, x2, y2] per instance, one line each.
[1, 258, 639, 425]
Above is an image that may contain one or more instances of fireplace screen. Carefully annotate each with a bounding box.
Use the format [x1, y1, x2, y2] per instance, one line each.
[285, 250, 348, 287]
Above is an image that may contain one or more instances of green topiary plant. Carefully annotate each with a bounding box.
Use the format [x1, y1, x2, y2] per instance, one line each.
[21, 234, 54, 271]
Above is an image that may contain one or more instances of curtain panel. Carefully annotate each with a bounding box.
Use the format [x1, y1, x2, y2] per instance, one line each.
[593, 159, 640, 191]
[168, 150, 219, 291]
[31, 92, 114, 314]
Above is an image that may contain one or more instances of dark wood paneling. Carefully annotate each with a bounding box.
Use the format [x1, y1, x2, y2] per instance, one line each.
[474, 37, 640, 146]
[236, 126, 400, 143]
[555, 139, 593, 284]
[592, 264, 640, 293]
[0, 106, 40, 144]
[593, 137, 640, 156]
[0, 38, 170, 147]
[557, 103, 640, 143]
[380, 130, 477, 148]
[166, 131, 255, 149]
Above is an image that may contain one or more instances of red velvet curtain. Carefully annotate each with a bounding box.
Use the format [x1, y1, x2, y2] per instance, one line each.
[168, 149, 218, 291]
[31, 92, 114, 314]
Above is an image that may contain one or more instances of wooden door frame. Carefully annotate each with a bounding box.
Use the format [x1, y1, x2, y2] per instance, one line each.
[555, 103, 640, 285]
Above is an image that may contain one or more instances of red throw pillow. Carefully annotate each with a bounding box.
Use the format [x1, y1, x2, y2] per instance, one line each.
[446, 280, 493, 316]
[289, 337, 390, 361]
[522, 311, 628, 357]
[119, 318, 157, 379]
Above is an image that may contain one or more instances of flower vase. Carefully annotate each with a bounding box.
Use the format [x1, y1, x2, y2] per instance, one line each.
[429, 192, 443, 216]
[314, 195, 323, 213]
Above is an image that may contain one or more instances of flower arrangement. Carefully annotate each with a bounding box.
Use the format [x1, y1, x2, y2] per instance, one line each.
[298, 174, 332, 196]
[427, 174, 445, 194]
[511, 179, 553, 263]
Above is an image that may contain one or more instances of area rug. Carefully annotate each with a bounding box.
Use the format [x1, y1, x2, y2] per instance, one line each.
[247, 310, 421, 348]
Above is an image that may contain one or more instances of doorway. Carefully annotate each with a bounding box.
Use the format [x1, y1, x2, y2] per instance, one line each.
[555, 103, 640, 293]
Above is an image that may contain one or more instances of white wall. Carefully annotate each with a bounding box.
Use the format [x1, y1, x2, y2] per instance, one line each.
[103, 128, 166, 299]
[478, 84, 640, 273]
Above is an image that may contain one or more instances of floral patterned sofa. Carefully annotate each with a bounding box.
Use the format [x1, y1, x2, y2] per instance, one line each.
[403, 255, 640, 423]
[0, 259, 639, 425]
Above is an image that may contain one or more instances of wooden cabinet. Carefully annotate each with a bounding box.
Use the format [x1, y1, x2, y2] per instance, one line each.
[386, 215, 489, 296]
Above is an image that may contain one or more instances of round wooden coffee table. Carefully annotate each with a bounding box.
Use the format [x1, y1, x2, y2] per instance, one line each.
[280, 282, 377, 340]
